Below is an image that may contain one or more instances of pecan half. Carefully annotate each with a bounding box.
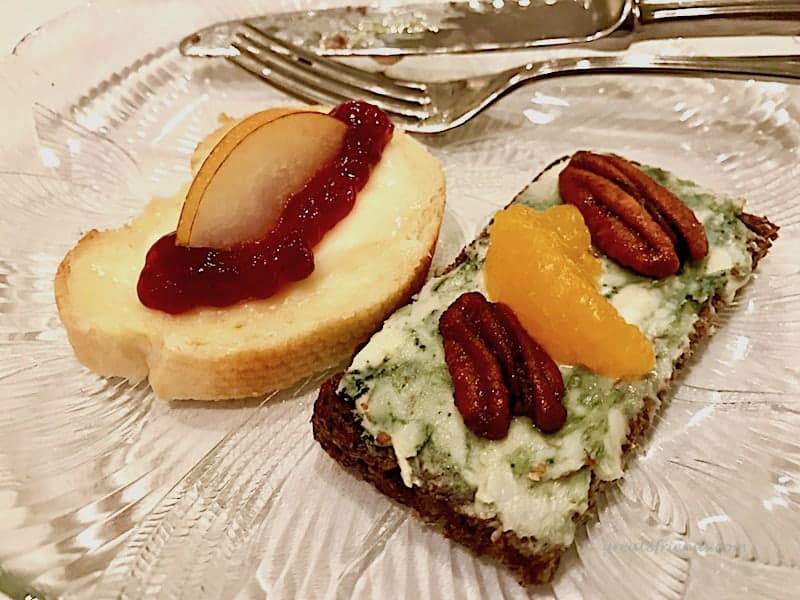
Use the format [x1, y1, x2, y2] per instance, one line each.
[439, 292, 566, 439]
[494, 303, 566, 434]
[558, 151, 708, 278]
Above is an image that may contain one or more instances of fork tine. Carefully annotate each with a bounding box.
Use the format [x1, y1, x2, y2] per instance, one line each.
[228, 44, 422, 129]
[231, 34, 431, 120]
[229, 47, 348, 109]
[242, 22, 428, 98]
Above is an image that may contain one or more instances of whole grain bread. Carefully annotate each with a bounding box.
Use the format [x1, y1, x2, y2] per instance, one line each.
[311, 159, 779, 586]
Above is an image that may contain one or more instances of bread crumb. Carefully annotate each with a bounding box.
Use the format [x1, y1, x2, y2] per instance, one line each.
[528, 464, 546, 481]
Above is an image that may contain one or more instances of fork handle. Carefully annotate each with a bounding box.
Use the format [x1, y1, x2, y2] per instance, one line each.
[614, 54, 800, 82]
[510, 54, 800, 88]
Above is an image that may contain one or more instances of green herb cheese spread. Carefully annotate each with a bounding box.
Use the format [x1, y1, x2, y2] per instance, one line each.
[338, 161, 757, 549]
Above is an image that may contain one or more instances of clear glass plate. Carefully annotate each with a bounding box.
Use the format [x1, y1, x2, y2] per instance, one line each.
[1, 1, 799, 598]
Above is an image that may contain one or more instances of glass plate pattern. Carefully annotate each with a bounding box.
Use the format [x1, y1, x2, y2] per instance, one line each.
[0, 2, 798, 599]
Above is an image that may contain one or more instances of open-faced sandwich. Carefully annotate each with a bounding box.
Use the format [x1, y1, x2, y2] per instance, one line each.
[312, 151, 778, 585]
[55, 102, 446, 400]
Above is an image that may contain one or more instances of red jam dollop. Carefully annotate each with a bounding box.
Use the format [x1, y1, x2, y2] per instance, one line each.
[137, 101, 394, 314]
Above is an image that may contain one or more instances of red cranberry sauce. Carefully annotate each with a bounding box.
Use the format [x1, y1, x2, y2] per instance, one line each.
[137, 101, 394, 314]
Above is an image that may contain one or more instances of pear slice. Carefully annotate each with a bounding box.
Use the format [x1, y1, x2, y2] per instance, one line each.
[177, 110, 348, 248]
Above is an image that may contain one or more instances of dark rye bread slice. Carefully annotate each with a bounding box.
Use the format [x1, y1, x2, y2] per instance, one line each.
[311, 160, 779, 586]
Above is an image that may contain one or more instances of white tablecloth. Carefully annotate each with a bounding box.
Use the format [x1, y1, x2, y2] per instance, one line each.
[1, 0, 85, 55]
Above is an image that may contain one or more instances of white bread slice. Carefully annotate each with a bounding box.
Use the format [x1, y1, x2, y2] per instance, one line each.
[55, 114, 446, 400]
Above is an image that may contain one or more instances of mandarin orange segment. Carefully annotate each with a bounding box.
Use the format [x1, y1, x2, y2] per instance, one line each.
[533, 204, 602, 282]
[484, 204, 655, 379]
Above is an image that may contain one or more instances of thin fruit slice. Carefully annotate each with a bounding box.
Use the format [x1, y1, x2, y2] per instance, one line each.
[484, 204, 655, 379]
[189, 109, 294, 173]
[177, 110, 348, 248]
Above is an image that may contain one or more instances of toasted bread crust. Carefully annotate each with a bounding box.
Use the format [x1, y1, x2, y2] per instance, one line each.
[55, 124, 446, 400]
[55, 226, 440, 399]
[312, 194, 778, 586]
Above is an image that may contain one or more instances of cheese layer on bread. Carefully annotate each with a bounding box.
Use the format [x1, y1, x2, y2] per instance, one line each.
[339, 160, 757, 548]
[56, 121, 445, 400]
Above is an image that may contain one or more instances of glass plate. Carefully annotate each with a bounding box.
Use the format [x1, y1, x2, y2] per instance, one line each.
[1, 1, 799, 598]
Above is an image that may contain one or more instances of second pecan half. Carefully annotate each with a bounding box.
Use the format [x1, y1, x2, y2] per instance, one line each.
[439, 291, 566, 439]
[558, 151, 709, 278]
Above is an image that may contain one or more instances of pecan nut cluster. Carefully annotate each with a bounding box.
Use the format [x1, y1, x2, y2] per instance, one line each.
[558, 151, 709, 278]
[439, 292, 567, 440]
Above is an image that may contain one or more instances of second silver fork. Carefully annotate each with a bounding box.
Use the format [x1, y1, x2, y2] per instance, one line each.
[187, 24, 800, 134]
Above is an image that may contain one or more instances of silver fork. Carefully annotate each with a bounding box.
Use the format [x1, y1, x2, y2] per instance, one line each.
[221, 23, 800, 134]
